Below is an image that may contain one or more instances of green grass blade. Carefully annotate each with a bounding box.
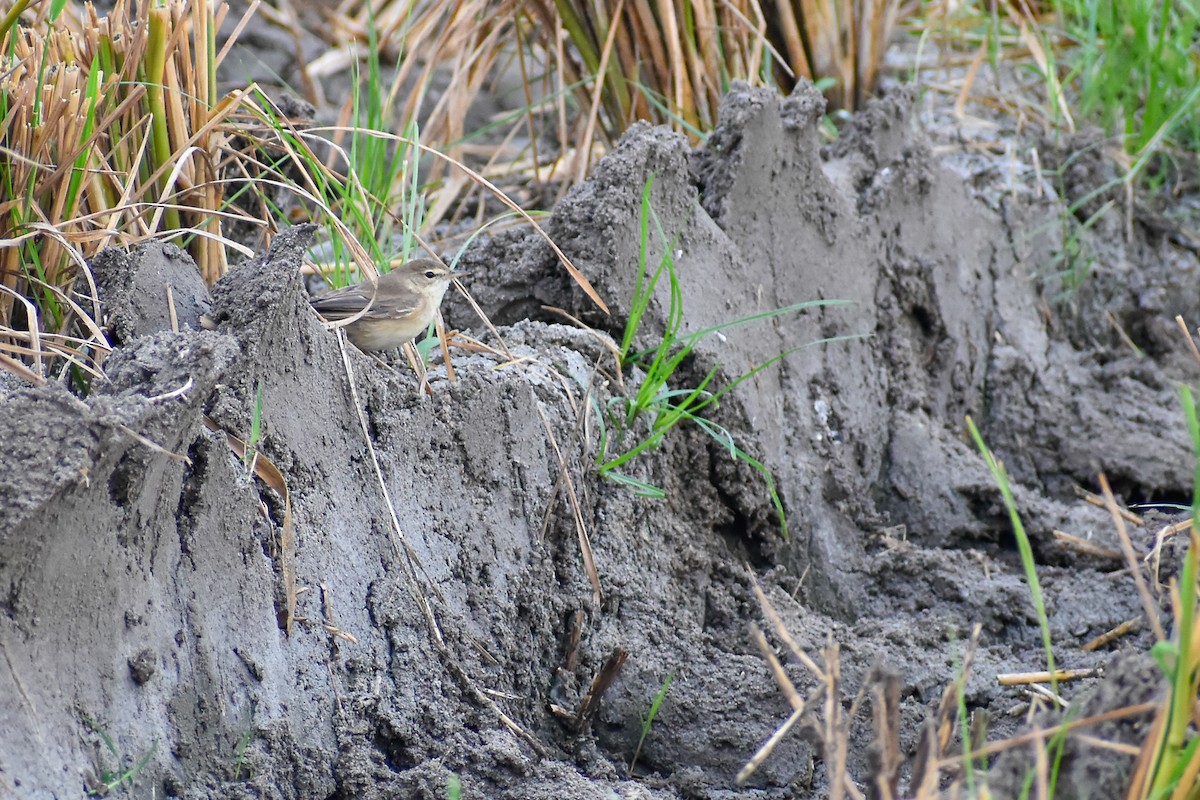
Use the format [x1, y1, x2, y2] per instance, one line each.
[966, 416, 1058, 688]
[630, 671, 674, 772]
[604, 471, 666, 498]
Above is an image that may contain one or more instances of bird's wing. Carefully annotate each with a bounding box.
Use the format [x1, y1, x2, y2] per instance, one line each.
[310, 285, 422, 322]
[309, 285, 376, 320]
[369, 301, 422, 320]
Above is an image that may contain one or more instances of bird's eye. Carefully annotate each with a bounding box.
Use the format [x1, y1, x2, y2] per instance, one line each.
[424, 270, 437, 279]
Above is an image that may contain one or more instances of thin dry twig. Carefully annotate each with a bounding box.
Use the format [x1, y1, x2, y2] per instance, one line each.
[737, 706, 805, 785]
[573, 648, 628, 730]
[751, 578, 825, 680]
[997, 668, 1101, 686]
[1080, 617, 1141, 652]
[867, 665, 903, 800]
[335, 327, 545, 756]
[1098, 472, 1167, 643]
[1175, 315, 1200, 366]
[1052, 530, 1124, 561]
[749, 624, 807, 712]
[912, 624, 982, 792]
[939, 702, 1160, 768]
[740, 576, 865, 797]
[1077, 486, 1144, 525]
[533, 393, 602, 608]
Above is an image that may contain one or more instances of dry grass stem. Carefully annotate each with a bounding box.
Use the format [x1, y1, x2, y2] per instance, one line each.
[741, 577, 874, 797]
[910, 624, 981, 792]
[1175, 315, 1200, 366]
[997, 668, 1102, 686]
[1078, 487, 1144, 525]
[749, 624, 807, 711]
[573, 648, 628, 729]
[940, 702, 1160, 768]
[1080, 617, 1141, 652]
[867, 667, 902, 800]
[1022, 682, 1067, 710]
[1098, 472, 1167, 643]
[112, 422, 191, 464]
[1072, 733, 1142, 757]
[0, 0, 284, 383]
[1145, 518, 1195, 587]
[335, 325, 546, 757]
[736, 706, 805, 785]
[533, 396, 602, 608]
[751, 578, 825, 679]
[1052, 530, 1124, 561]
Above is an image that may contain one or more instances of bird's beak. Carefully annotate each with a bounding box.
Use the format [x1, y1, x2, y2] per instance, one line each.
[450, 271, 472, 281]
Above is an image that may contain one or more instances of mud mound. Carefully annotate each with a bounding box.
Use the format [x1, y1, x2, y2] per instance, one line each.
[2, 84, 1194, 799]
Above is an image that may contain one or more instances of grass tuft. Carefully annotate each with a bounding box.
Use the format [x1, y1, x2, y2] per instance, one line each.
[1126, 384, 1200, 799]
[0, 0, 247, 384]
[595, 175, 861, 539]
[79, 712, 156, 797]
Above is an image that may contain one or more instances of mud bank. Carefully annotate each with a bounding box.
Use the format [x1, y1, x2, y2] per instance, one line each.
[2, 84, 1196, 799]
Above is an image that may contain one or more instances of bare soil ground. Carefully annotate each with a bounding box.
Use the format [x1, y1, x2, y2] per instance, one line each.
[3, 80, 1199, 799]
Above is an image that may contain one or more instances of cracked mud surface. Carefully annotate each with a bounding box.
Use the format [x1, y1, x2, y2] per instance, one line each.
[2, 84, 1197, 798]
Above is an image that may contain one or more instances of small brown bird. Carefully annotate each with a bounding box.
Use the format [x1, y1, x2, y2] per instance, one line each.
[309, 259, 462, 352]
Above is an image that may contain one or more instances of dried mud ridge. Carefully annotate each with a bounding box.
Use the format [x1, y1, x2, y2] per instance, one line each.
[3, 85, 1197, 799]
